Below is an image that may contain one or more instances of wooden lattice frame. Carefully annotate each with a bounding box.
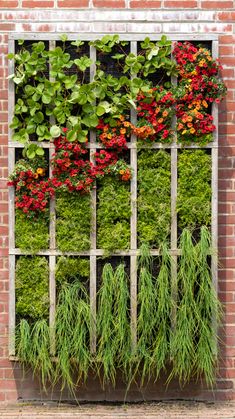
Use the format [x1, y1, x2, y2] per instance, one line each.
[8, 33, 219, 357]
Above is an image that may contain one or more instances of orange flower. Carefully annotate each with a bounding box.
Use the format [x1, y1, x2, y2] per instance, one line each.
[158, 118, 163, 124]
[187, 123, 193, 128]
[202, 100, 208, 108]
[187, 116, 193, 122]
[190, 128, 196, 134]
[162, 110, 168, 117]
[119, 170, 125, 175]
[36, 168, 45, 176]
[120, 128, 126, 135]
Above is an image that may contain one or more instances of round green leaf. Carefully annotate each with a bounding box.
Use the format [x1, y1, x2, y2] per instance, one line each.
[50, 125, 61, 138]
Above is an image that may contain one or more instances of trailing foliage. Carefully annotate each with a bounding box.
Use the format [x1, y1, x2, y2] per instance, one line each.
[137, 150, 171, 247]
[96, 263, 131, 386]
[194, 226, 222, 386]
[55, 279, 91, 390]
[15, 209, 49, 252]
[16, 319, 53, 390]
[177, 150, 211, 230]
[97, 177, 131, 252]
[151, 244, 172, 380]
[134, 244, 172, 384]
[15, 256, 49, 320]
[169, 229, 199, 384]
[56, 192, 91, 252]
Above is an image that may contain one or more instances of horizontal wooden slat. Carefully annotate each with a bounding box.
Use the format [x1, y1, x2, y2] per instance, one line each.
[9, 33, 219, 41]
[9, 141, 217, 150]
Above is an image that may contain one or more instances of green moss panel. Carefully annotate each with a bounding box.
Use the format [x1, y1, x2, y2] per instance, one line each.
[177, 150, 211, 230]
[16, 256, 49, 321]
[56, 192, 91, 252]
[15, 209, 49, 252]
[137, 149, 171, 248]
[97, 177, 131, 253]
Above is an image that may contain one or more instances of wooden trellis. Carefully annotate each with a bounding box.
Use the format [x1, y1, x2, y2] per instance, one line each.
[8, 34, 219, 357]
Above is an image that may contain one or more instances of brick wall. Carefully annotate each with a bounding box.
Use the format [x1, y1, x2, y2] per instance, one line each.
[1, 0, 235, 403]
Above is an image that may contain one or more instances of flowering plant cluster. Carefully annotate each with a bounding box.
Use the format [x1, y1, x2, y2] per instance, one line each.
[8, 158, 54, 216]
[9, 129, 132, 216]
[135, 87, 175, 142]
[173, 42, 226, 143]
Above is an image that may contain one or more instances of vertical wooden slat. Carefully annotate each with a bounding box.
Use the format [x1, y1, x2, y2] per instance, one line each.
[49, 40, 56, 355]
[89, 45, 97, 354]
[8, 39, 16, 356]
[170, 69, 178, 329]
[211, 40, 218, 295]
[130, 41, 138, 349]
[211, 41, 219, 344]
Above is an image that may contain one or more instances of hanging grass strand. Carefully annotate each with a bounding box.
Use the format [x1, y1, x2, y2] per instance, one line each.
[113, 264, 132, 380]
[97, 263, 131, 387]
[151, 244, 172, 380]
[96, 264, 116, 386]
[15, 319, 31, 364]
[134, 244, 156, 384]
[55, 280, 91, 391]
[195, 226, 222, 386]
[169, 229, 198, 385]
[30, 319, 53, 390]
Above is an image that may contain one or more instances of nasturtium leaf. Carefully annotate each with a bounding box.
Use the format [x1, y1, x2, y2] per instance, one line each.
[42, 93, 52, 104]
[50, 125, 61, 138]
[96, 105, 106, 116]
[36, 147, 45, 156]
[82, 114, 99, 128]
[34, 112, 44, 124]
[60, 34, 68, 42]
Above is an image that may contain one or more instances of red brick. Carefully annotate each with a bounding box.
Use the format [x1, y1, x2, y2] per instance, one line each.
[22, 0, 54, 6]
[57, 0, 88, 6]
[0, 0, 18, 6]
[220, 35, 235, 45]
[164, 0, 197, 7]
[130, 0, 161, 7]
[0, 24, 15, 31]
[218, 12, 235, 21]
[202, 1, 233, 8]
[93, 0, 125, 6]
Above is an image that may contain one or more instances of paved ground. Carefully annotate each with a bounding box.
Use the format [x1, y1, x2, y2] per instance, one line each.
[0, 401, 235, 419]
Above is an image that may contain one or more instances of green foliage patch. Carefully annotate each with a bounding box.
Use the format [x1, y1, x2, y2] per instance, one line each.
[56, 192, 91, 252]
[97, 177, 131, 253]
[16, 256, 49, 320]
[137, 150, 171, 247]
[177, 150, 211, 230]
[15, 209, 49, 252]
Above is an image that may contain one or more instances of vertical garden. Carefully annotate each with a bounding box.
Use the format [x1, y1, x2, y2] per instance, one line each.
[8, 34, 226, 392]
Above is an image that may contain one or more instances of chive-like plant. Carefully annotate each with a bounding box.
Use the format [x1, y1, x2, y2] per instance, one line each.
[151, 244, 172, 380]
[169, 229, 198, 384]
[194, 226, 222, 386]
[135, 244, 156, 384]
[96, 263, 131, 386]
[55, 280, 91, 390]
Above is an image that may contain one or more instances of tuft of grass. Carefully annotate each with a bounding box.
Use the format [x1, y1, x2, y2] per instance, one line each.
[96, 263, 131, 386]
[151, 244, 172, 380]
[55, 279, 91, 390]
[194, 226, 222, 386]
[135, 244, 156, 384]
[169, 229, 198, 385]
